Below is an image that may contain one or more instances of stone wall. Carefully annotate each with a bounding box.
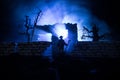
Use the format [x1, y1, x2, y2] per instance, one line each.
[0, 41, 51, 56]
[71, 41, 120, 57]
[0, 41, 120, 57]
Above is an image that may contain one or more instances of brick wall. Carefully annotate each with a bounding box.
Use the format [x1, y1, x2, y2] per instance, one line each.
[71, 41, 120, 57]
[0, 41, 120, 57]
[0, 42, 16, 55]
[0, 41, 51, 56]
[18, 42, 51, 55]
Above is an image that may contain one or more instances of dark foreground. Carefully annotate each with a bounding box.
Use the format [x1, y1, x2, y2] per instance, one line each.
[0, 54, 120, 80]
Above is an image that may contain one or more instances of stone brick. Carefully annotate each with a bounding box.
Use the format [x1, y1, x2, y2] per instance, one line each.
[71, 41, 120, 57]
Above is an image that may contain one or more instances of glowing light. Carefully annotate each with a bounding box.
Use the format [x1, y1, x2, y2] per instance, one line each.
[38, 33, 52, 42]
[53, 23, 68, 39]
[14, 0, 110, 42]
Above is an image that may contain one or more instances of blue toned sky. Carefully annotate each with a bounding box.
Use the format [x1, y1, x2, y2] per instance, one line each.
[0, 0, 119, 42]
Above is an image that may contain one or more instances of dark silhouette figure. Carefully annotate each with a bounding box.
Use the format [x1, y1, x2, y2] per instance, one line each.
[57, 36, 67, 54]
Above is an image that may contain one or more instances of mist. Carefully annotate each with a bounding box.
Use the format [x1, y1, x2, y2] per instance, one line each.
[5, 0, 110, 42]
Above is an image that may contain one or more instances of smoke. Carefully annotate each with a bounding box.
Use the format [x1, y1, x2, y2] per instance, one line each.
[12, 0, 110, 42]
[53, 23, 68, 39]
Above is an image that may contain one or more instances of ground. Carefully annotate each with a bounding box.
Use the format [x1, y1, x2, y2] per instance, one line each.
[0, 54, 120, 80]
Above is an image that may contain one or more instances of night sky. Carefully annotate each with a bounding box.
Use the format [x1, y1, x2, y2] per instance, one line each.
[0, 0, 119, 42]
